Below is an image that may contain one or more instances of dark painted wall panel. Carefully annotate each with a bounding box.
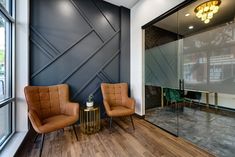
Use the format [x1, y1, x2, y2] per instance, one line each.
[72, 0, 115, 41]
[103, 56, 120, 82]
[30, 0, 130, 116]
[94, 0, 121, 32]
[31, 44, 51, 73]
[31, 0, 91, 53]
[120, 7, 130, 84]
[65, 33, 120, 94]
[31, 31, 102, 85]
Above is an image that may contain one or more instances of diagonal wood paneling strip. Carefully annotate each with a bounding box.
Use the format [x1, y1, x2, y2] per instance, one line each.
[59, 30, 120, 83]
[72, 50, 120, 99]
[158, 46, 177, 76]
[90, 83, 102, 96]
[100, 70, 114, 82]
[146, 65, 162, 85]
[97, 74, 106, 82]
[31, 26, 61, 56]
[150, 52, 171, 84]
[97, 72, 111, 83]
[70, 0, 104, 43]
[97, 70, 115, 82]
[31, 38, 54, 60]
[31, 29, 94, 78]
[91, 0, 116, 32]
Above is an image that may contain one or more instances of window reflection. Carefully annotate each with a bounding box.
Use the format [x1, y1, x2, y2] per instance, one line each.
[0, 104, 11, 146]
[182, 22, 235, 93]
[0, 16, 10, 101]
[0, 0, 6, 8]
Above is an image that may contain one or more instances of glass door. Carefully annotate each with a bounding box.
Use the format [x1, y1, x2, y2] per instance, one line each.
[144, 0, 235, 156]
[144, 12, 183, 135]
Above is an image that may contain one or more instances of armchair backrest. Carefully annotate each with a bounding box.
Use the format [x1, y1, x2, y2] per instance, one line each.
[24, 84, 69, 119]
[164, 88, 184, 103]
[101, 83, 129, 107]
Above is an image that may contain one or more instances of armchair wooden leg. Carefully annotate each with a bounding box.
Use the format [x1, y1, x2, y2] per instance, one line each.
[39, 134, 45, 157]
[109, 117, 112, 133]
[130, 115, 135, 130]
[72, 125, 78, 141]
[34, 133, 39, 143]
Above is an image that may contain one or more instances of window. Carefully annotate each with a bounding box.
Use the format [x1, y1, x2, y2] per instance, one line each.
[0, 0, 11, 13]
[0, 103, 12, 147]
[0, 0, 14, 150]
[0, 0, 6, 8]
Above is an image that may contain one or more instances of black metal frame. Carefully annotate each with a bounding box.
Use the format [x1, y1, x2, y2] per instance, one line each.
[130, 115, 135, 130]
[39, 134, 44, 157]
[72, 125, 78, 141]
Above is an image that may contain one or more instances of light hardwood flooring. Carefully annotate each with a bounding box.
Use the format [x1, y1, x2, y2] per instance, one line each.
[16, 117, 214, 157]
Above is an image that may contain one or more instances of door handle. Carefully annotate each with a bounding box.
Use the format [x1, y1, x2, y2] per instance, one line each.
[179, 79, 184, 91]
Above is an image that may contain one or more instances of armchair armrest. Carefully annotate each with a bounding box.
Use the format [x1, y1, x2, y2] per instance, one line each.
[65, 102, 79, 116]
[124, 97, 135, 110]
[28, 110, 42, 133]
[103, 100, 111, 116]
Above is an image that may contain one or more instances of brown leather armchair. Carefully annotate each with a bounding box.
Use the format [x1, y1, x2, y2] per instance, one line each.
[24, 84, 79, 157]
[101, 83, 135, 131]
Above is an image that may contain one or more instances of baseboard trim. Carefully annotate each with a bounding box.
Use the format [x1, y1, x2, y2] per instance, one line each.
[134, 113, 145, 119]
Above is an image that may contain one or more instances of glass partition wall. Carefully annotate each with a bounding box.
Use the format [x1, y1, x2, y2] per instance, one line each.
[145, 9, 183, 135]
[144, 0, 235, 157]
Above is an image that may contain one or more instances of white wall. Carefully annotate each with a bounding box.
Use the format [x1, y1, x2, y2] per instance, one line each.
[130, 0, 184, 115]
[15, 0, 29, 132]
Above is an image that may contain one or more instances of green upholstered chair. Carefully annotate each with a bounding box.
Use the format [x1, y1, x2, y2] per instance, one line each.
[164, 88, 184, 110]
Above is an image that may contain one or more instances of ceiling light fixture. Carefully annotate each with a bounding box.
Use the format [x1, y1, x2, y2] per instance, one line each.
[194, 0, 221, 24]
[185, 13, 190, 17]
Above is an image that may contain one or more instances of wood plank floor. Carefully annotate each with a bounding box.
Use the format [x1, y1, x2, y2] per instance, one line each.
[16, 117, 215, 157]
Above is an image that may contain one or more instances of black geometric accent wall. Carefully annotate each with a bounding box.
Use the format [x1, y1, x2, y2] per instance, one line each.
[30, 0, 130, 117]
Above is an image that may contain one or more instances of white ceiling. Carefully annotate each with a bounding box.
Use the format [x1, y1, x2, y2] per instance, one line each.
[104, 0, 139, 8]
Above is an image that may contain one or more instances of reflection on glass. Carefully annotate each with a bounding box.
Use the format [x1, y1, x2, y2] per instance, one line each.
[144, 13, 179, 136]
[0, 104, 11, 146]
[183, 52, 207, 84]
[0, 16, 10, 101]
[183, 23, 235, 94]
[0, 0, 6, 7]
[0, 0, 10, 13]
[145, 0, 235, 157]
[145, 40, 179, 89]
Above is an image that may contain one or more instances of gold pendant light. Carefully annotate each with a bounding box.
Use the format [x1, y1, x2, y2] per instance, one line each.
[194, 0, 221, 24]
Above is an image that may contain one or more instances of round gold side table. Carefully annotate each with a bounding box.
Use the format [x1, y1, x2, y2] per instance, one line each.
[80, 105, 100, 134]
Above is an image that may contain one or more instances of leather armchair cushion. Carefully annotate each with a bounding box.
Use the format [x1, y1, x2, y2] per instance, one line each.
[38, 115, 78, 134]
[108, 106, 135, 117]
